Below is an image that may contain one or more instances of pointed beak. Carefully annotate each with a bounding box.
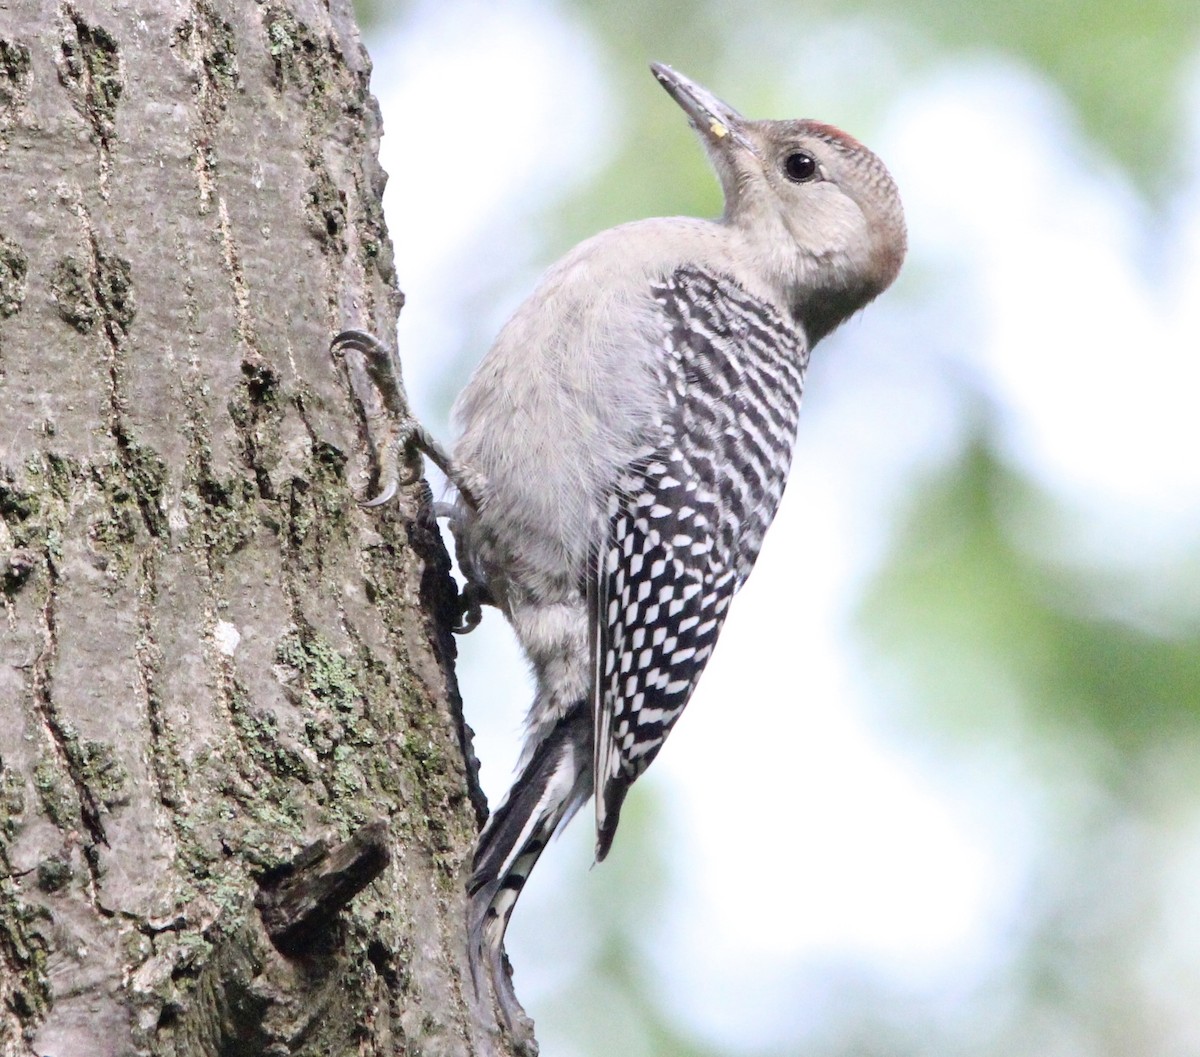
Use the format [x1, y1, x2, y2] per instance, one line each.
[650, 63, 756, 155]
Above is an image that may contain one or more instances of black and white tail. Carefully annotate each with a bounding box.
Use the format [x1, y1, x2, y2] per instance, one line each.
[468, 702, 593, 1031]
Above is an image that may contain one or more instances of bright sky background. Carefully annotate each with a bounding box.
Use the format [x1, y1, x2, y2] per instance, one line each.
[366, 3, 1200, 1052]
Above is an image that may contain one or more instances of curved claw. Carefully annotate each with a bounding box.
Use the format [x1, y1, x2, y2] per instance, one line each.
[330, 329, 382, 356]
[355, 431, 426, 508]
[452, 581, 492, 634]
[455, 600, 482, 635]
[360, 479, 399, 509]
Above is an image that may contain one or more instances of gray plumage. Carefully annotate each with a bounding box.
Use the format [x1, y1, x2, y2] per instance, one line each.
[435, 64, 905, 1038]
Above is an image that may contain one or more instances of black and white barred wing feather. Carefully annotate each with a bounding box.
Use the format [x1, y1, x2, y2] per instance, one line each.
[593, 267, 809, 858]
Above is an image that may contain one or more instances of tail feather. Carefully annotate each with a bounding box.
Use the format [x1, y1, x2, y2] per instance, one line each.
[468, 702, 592, 1034]
[594, 776, 632, 863]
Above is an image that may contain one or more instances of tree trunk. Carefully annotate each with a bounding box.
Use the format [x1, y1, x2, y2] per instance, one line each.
[0, 2, 515, 1054]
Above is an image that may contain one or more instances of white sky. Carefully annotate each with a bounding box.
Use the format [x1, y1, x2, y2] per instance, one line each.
[368, 5, 1200, 1051]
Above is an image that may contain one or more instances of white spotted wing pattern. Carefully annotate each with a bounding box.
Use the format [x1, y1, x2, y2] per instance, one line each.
[593, 267, 809, 856]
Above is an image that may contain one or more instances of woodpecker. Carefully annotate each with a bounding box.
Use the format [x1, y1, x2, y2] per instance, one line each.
[335, 62, 905, 1039]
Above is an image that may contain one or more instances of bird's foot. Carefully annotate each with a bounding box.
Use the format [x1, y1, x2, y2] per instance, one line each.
[332, 329, 452, 507]
[453, 580, 494, 635]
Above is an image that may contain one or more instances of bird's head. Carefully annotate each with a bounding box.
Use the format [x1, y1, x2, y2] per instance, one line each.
[651, 63, 906, 341]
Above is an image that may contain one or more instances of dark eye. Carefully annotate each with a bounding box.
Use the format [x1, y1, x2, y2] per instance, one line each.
[784, 151, 818, 182]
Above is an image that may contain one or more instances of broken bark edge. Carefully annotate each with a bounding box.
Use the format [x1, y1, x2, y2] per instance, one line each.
[255, 819, 391, 955]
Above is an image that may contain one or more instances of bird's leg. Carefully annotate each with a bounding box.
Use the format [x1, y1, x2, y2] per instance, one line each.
[331, 330, 486, 510]
[332, 330, 492, 635]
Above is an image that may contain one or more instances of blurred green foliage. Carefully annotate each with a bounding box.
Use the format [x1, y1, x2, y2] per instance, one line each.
[861, 434, 1200, 759]
[619, 0, 1196, 194]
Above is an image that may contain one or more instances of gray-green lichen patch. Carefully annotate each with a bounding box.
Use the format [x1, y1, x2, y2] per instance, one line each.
[4, 446, 165, 575]
[194, 670, 330, 881]
[261, 2, 359, 147]
[0, 38, 31, 143]
[33, 755, 79, 830]
[0, 474, 39, 538]
[35, 856, 72, 893]
[174, 1, 238, 109]
[114, 440, 166, 537]
[228, 358, 284, 498]
[49, 255, 98, 332]
[190, 471, 257, 563]
[0, 235, 27, 317]
[87, 489, 138, 552]
[180, 402, 260, 566]
[225, 679, 313, 786]
[47, 249, 134, 336]
[276, 629, 360, 716]
[77, 740, 129, 809]
[0, 38, 31, 104]
[0, 873, 52, 1020]
[58, 11, 123, 147]
[1, 457, 79, 576]
[3, 443, 169, 580]
[86, 444, 167, 560]
[42, 451, 82, 503]
[262, 6, 330, 97]
[273, 628, 399, 831]
[357, 170, 397, 287]
[33, 722, 130, 837]
[0, 763, 25, 841]
[200, 17, 237, 99]
[283, 435, 349, 575]
[95, 250, 135, 336]
[304, 165, 347, 256]
[4, 443, 167, 584]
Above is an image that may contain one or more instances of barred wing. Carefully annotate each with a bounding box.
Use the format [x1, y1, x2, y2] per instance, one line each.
[592, 267, 809, 858]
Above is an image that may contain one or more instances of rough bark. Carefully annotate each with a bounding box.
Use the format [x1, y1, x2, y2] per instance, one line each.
[0, 2, 515, 1054]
